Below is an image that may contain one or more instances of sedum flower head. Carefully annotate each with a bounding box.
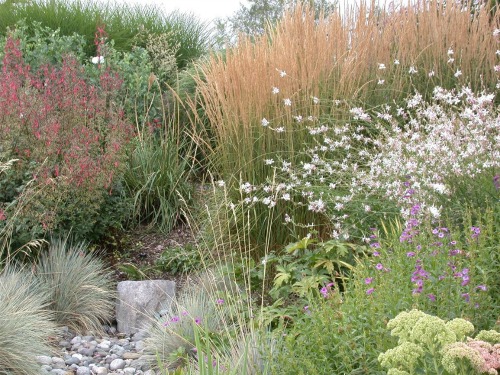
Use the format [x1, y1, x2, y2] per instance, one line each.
[410, 315, 456, 347]
[378, 342, 424, 372]
[387, 369, 410, 375]
[446, 318, 475, 341]
[387, 309, 427, 344]
[442, 342, 486, 373]
[476, 330, 500, 345]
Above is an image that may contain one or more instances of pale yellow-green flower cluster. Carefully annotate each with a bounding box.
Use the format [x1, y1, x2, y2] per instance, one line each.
[446, 318, 475, 342]
[380, 309, 483, 374]
[476, 330, 500, 345]
[441, 342, 486, 373]
[387, 369, 410, 375]
[386, 309, 427, 344]
[378, 342, 424, 371]
[410, 315, 456, 347]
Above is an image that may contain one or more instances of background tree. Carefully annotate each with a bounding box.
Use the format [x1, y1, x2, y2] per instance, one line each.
[215, 0, 337, 46]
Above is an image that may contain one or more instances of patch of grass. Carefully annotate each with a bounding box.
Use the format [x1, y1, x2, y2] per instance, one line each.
[35, 237, 115, 333]
[0, 265, 57, 374]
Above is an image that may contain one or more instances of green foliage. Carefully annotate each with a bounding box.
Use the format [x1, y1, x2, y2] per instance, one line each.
[156, 244, 203, 275]
[0, 19, 86, 68]
[256, 237, 365, 301]
[0, 266, 57, 374]
[0, 0, 211, 68]
[35, 237, 115, 333]
[124, 122, 195, 233]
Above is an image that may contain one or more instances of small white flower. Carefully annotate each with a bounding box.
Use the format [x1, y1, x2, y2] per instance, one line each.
[428, 70, 435, 77]
[284, 214, 292, 223]
[377, 79, 385, 85]
[272, 86, 280, 94]
[91, 56, 104, 64]
[277, 69, 287, 77]
[275, 127, 285, 133]
[282, 193, 291, 201]
[308, 198, 326, 213]
[264, 159, 274, 165]
[312, 96, 320, 104]
[216, 180, 225, 187]
[429, 205, 441, 218]
[261, 118, 269, 127]
[334, 202, 344, 211]
[409, 66, 418, 74]
[294, 115, 303, 122]
[394, 59, 400, 65]
[283, 98, 292, 106]
[262, 197, 272, 205]
[261, 256, 268, 265]
[493, 28, 500, 37]
[448, 57, 455, 64]
[496, 50, 500, 56]
[447, 48, 454, 56]
[494, 65, 500, 73]
[378, 63, 386, 70]
[364, 205, 371, 212]
[454, 69, 462, 78]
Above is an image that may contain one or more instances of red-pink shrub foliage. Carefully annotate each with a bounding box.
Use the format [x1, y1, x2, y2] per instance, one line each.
[0, 36, 133, 192]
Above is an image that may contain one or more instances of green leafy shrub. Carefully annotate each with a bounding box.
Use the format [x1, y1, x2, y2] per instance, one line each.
[156, 244, 203, 274]
[35, 237, 115, 333]
[0, 0, 211, 68]
[0, 26, 134, 251]
[0, 266, 57, 374]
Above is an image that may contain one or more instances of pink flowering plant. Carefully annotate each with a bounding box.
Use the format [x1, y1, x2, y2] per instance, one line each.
[0, 26, 134, 252]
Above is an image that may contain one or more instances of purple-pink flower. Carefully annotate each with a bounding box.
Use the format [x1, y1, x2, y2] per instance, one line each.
[375, 263, 384, 270]
[366, 288, 375, 295]
[365, 277, 373, 285]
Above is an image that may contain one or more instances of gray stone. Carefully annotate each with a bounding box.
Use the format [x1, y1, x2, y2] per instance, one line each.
[71, 336, 82, 345]
[65, 356, 80, 365]
[109, 358, 126, 370]
[134, 340, 145, 351]
[95, 368, 109, 375]
[143, 371, 155, 375]
[76, 367, 91, 375]
[123, 368, 136, 375]
[36, 355, 53, 365]
[123, 352, 141, 360]
[116, 280, 175, 335]
[130, 358, 150, 371]
[78, 346, 96, 356]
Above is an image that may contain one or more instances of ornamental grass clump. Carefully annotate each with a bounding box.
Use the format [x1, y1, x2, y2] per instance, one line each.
[380, 309, 500, 375]
[0, 266, 57, 375]
[35, 237, 115, 333]
[187, 0, 499, 252]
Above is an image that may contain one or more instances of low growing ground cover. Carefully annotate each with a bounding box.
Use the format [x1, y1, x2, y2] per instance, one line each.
[0, 0, 499, 374]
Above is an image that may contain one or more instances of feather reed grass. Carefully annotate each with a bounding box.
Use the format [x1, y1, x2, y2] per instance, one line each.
[185, 0, 499, 251]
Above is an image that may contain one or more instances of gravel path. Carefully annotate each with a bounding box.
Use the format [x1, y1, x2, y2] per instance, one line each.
[36, 327, 161, 375]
